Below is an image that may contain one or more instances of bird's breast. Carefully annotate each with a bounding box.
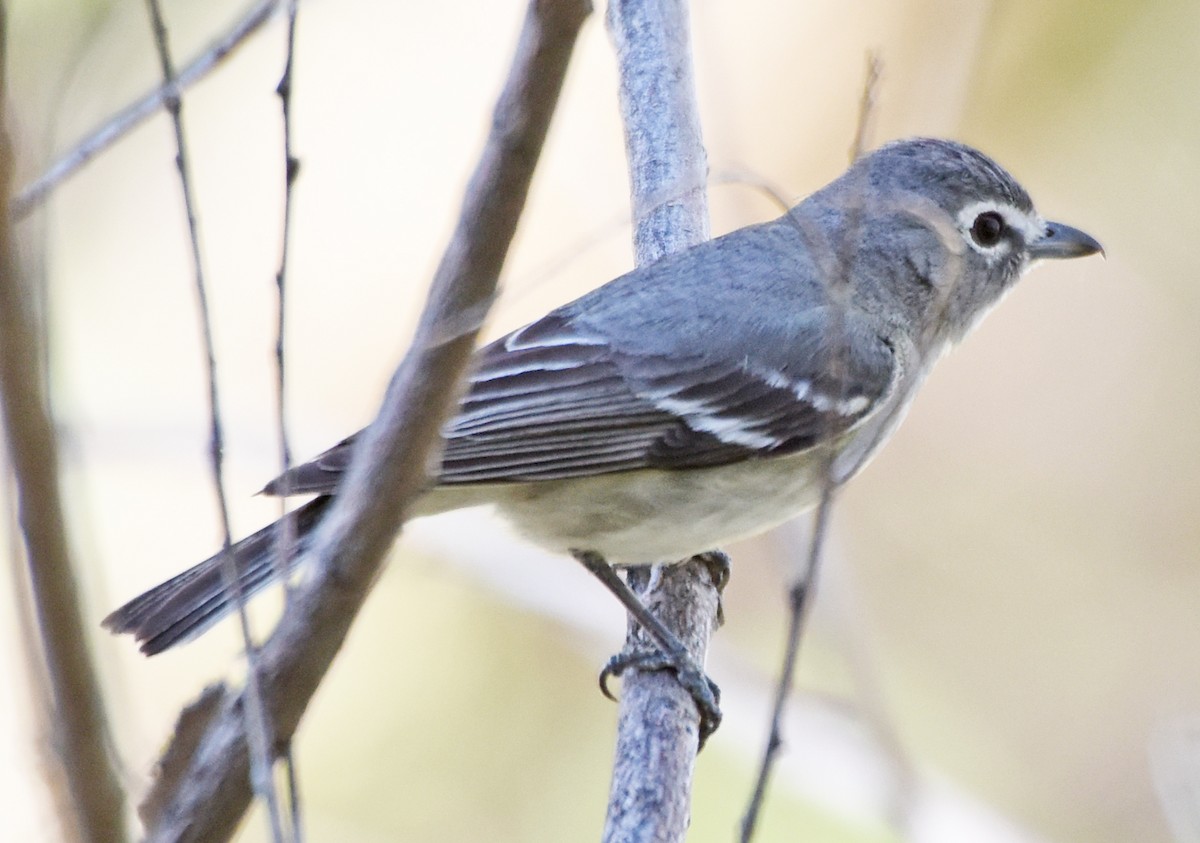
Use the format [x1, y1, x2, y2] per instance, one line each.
[487, 450, 832, 564]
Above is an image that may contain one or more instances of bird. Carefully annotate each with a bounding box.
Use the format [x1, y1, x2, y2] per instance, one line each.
[104, 138, 1102, 662]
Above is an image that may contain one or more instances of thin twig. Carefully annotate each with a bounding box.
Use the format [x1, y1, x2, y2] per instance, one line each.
[272, 0, 304, 837]
[739, 199, 860, 838]
[271, 0, 301, 580]
[739, 55, 884, 841]
[737, 57, 984, 840]
[135, 2, 591, 839]
[711, 167, 792, 214]
[738, 481, 834, 842]
[140, 0, 287, 838]
[850, 50, 883, 162]
[601, 1, 718, 841]
[0, 7, 128, 841]
[10, 0, 283, 219]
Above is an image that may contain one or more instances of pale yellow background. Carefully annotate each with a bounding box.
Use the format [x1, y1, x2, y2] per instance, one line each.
[2, 1, 1196, 841]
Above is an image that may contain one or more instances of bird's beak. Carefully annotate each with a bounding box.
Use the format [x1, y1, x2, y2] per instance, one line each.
[1028, 221, 1104, 260]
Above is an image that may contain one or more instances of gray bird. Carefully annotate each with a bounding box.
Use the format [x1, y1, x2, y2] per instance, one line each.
[105, 138, 1102, 661]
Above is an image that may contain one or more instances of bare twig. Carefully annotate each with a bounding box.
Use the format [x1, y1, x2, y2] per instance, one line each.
[10, 0, 283, 219]
[3, 469, 81, 843]
[0, 7, 128, 841]
[271, 1, 304, 836]
[711, 167, 792, 214]
[271, 0, 301, 581]
[739, 55, 883, 842]
[602, 1, 718, 841]
[136, 2, 591, 839]
[737, 58, 986, 841]
[850, 51, 883, 162]
[140, 0, 286, 837]
[738, 486, 834, 842]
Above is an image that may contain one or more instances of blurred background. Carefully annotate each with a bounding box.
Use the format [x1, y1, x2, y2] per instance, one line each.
[2, 0, 1198, 840]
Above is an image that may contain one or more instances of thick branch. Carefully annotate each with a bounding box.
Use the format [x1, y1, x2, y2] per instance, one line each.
[0, 8, 129, 842]
[610, 0, 709, 264]
[137, 1, 592, 840]
[603, 1, 718, 841]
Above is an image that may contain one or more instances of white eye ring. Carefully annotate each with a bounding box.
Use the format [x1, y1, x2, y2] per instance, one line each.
[957, 201, 1044, 258]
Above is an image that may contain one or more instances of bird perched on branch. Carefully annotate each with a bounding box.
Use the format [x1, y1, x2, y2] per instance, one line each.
[105, 138, 1102, 674]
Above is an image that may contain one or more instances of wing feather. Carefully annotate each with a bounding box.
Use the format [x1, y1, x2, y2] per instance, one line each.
[262, 311, 897, 492]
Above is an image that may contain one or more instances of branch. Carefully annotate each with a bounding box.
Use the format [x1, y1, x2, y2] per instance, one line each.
[140, 0, 288, 835]
[602, 2, 719, 841]
[849, 51, 883, 163]
[0, 7, 129, 842]
[740, 55, 885, 842]
[136, 1, 592, 839]
[9, 0, 284, 219]
[269, 0, 305, 835]
[739, 492, 834, 842]
[610, 0, 709, 265]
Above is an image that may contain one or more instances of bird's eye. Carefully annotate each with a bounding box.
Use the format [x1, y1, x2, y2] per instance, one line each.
[970, 211, 1006, 247]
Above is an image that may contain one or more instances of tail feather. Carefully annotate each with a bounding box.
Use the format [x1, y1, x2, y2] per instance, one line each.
[103, 496, 333, 655]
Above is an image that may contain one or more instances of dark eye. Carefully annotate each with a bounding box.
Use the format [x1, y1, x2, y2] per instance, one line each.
[970, 211, 1006, 247]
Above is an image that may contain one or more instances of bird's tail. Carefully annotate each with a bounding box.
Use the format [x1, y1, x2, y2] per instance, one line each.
[103, 496, 333, 655]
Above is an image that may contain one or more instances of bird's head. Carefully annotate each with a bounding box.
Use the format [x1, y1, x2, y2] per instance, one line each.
[816, 138, 1103, 347]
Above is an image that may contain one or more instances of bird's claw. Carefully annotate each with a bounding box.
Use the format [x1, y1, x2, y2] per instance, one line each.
[597, 646, 723, 746]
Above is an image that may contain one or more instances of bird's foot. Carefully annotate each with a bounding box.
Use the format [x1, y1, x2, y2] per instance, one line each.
[598, 644, 723, 746]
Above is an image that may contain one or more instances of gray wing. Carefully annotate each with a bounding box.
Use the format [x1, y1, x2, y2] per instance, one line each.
[262, 310, 896, 493]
